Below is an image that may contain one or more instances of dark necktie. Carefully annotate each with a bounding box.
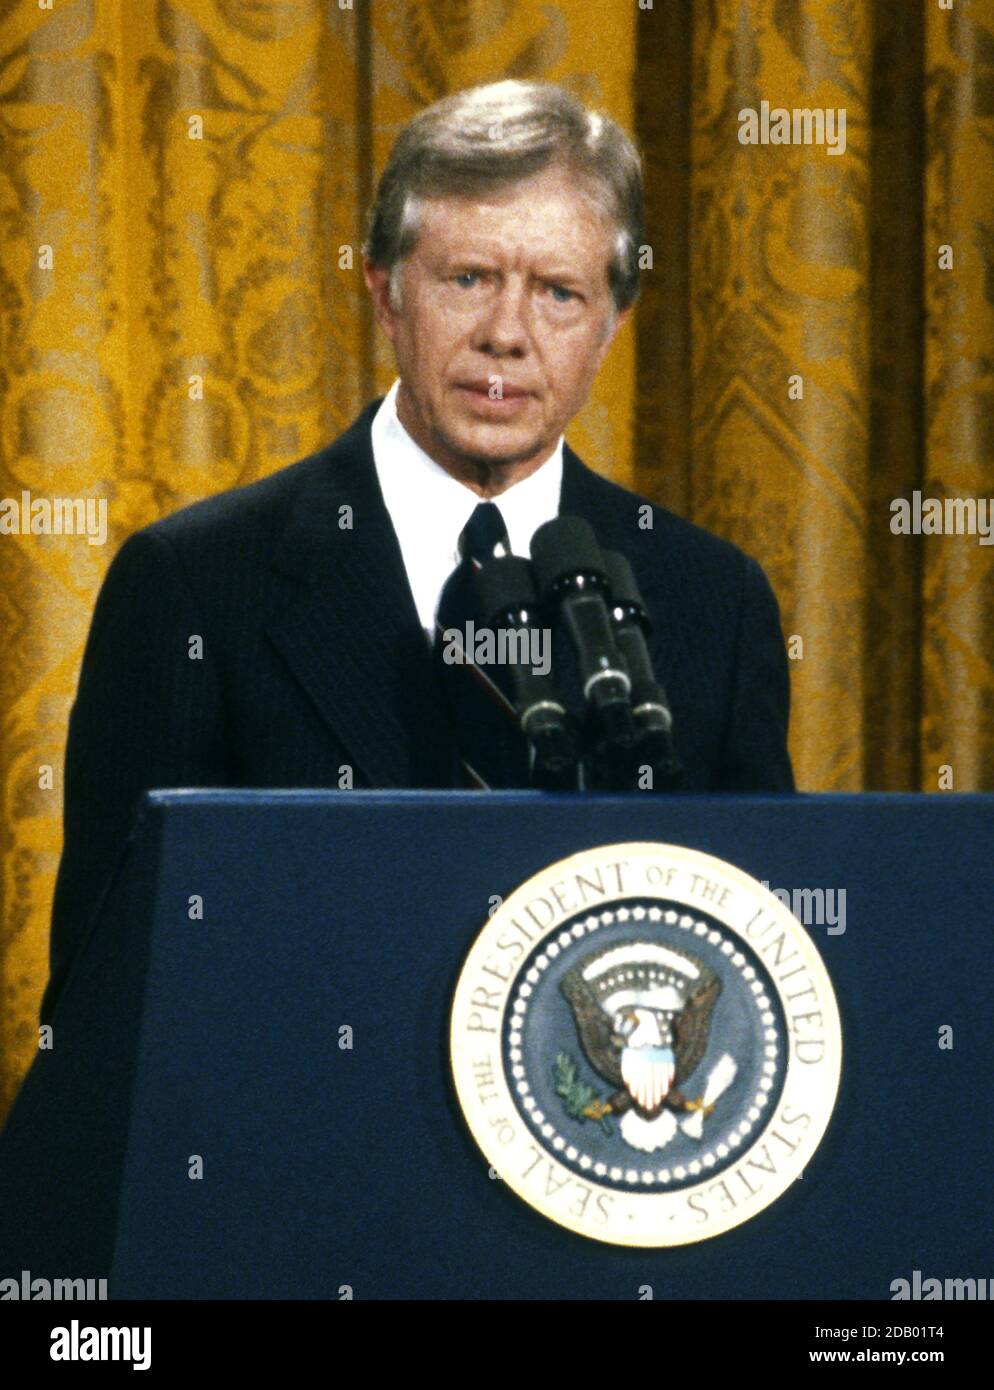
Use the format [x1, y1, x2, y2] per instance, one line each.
[433, 502, 530, 789]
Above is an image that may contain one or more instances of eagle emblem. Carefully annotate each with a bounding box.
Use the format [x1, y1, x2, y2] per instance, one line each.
[559, 941, 737, 1153]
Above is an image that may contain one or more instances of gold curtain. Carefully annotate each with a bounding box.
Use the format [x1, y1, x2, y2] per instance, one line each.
[1, 0, 992, 1120]
[638, 0, 994, 794]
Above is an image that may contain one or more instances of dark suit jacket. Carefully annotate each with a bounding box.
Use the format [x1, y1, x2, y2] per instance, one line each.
[41, 398, 793, 1024]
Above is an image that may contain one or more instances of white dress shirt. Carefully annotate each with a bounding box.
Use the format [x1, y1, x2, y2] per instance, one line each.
[370, 377, 563, 639]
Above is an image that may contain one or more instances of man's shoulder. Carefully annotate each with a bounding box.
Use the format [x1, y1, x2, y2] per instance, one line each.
[125, 400, 380, 572]
[563, 450, 759, 594]
[143, 445, 332, 548]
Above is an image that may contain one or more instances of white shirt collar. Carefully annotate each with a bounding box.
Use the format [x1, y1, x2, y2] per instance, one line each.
[371, 377, 563, 634]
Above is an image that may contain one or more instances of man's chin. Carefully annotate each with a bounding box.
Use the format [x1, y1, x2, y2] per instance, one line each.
[437, 422, 549, 472]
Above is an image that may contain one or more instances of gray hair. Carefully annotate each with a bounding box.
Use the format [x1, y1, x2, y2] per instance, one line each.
[362, 79, 644, 320]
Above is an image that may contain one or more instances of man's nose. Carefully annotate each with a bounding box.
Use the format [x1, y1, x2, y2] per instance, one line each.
[474, 280, 531, 355]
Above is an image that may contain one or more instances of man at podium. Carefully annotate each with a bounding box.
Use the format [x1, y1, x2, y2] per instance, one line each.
[41, 79, 793, 1026]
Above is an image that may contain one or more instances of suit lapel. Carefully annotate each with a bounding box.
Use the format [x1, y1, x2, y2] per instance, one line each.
[265, 401, 456, 789]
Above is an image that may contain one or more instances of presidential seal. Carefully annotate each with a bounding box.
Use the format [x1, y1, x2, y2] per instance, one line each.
[449, 843, 841, 1246]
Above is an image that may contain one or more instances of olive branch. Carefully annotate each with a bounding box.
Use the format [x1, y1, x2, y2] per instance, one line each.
[553, 1051, 613, 1137]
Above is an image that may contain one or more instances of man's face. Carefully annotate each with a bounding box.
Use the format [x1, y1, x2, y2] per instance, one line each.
[364, 164, 631, 491]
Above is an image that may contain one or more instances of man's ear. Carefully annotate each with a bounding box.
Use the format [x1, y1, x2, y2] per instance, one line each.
[363, 258, 398, 342]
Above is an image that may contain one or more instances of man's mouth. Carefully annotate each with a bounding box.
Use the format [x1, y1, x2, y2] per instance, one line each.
[455, 381, 535, 410]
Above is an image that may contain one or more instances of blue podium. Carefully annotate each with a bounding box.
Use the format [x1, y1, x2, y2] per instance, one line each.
[0, 790, 991, 1299]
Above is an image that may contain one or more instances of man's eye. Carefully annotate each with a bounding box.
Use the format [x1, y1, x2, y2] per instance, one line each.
[453, 271, 483, 288]
[546, 283, 576, 303]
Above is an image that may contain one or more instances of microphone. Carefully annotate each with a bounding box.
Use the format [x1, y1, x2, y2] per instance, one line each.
[602, 551, 682, 790]
[529, 517, 636, 760]
[474, 555, 579, 789]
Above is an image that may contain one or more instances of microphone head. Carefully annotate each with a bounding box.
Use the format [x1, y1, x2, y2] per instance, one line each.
[602, 550, 639, 607]
[603, 550, 652, 634]
[474, 555, 538, 625]
[529, 516, 606, 597]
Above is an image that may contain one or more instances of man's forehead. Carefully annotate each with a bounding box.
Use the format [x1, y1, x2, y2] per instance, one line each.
[414, 191, 614, 269]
